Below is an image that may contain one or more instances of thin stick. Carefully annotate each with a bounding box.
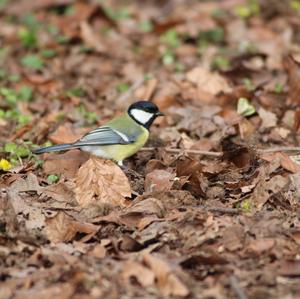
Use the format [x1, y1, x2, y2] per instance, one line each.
[140, 146, 300, 157]
[141, 147, 222, 157]
[206, 207, 240, 215]
[229, 276, 248, 299]
[257, 147, 300, 154]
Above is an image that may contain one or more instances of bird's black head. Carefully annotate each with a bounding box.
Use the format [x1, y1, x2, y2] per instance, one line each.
[128, 101, 164, 129]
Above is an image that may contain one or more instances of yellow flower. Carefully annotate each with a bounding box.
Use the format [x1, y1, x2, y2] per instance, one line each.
[0, 159, 11, 171]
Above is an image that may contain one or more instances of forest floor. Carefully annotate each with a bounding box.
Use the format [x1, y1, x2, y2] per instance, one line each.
[1, 0, 300, 298]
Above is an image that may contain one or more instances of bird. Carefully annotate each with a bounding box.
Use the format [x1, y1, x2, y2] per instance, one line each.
[33, 101, 164, 166]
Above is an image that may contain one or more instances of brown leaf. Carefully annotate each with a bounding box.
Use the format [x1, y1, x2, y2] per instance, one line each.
[122, 260, 155, 287]
[176, 157, 206, 196]
[258, 107, 278, 128]
[80, 21, 106, 53]
[49, 123, 89, 144]
[251, 173, 289, 208]
[279, 260, 300, 277]
[42, 181, 76, 203]
[120, 197, 166, 229]
[262, 152, 300, 173]
[222, 225, 245, 252]
[221, 138, 257, 169]
[7, 173, 45, 231]
[284, 55, 300, 105]
[44, 211, 99, 243]
[144, 169, 175, 192]
[142, 253, 189, 297]
[75, 156, 131, 207]
[44, 149, 89, 179]
[247, 238, 275, 255]
[186, 66, 232, 102]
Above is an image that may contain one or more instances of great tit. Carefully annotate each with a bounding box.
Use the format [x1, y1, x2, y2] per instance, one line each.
[33, 101, 164, 166]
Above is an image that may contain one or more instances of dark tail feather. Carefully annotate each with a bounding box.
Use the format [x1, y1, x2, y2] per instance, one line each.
[32, 143, 76, 154]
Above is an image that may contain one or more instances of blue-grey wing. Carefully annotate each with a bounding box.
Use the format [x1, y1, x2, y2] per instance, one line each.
[73, 126, 135, 146]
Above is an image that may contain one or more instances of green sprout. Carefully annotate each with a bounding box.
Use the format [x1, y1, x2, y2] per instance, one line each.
[21, 54, 44, 70]
[47, 174, 59, 184]
[237, 97, 256, 117]
[138, 20, 153, 33]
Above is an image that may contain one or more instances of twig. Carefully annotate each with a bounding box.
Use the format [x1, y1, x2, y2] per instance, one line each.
[206, 207, 240, 215]
[140, 146, 300, 157]
[257, 147, 300, 154]
[229, 276, 248, 299]
[141, 147, 222, 157]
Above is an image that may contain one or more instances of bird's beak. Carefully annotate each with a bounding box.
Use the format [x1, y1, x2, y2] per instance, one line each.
[156, 111, 164, 116]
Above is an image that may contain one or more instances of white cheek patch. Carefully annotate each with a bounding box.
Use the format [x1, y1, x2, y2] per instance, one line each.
[131, 109, 153, 124]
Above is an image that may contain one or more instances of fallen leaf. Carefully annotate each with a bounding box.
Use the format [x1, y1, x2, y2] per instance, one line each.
[222, 225, 244, 252]
[279, 260, 300, 277]
[49, 123, 89, 144]
[251, 173, 289, 208]
[42, 181, 76, 203]
[247, 238, 275, 255]
[142, 253, 189, 297]
[144, 169, 175, 192]
[75, 156, 131, 207]
[80, 21, 106, 53]
[186, 66, 232, 102]
[43, 149, 90, 179]
[284, 55, 300, 105]
[120, 197, 166, 229]
[258, 107, 278, 128]
[44, 211, 99, 243]
[262, 152, 300, 173]
[7, 173, 45, 231]
[122, 260, 155, 287]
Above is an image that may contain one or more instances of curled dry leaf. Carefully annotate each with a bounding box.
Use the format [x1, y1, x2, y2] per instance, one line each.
[75, 156, 131, 207]
[44, 211, 99, 243]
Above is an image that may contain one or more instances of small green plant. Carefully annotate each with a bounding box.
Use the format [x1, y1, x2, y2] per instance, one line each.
[18, 27, 37, 48]
[41, 49, 57, 58]
[237, 97, 256, 117]
[243, 78, 256, 91]
[212, 56, 231, 70]
[138, 20, 153, 33]
[66, 87, 86, 97]
[0, 86, 33, 105]
[162, 50, 175, 66]
[274, 83, 284, 93]
[47, 174, 59, 184]
[234, 0, 260, 18]
[2, 142, 32, 168]
[160, 29, 181, 48]
[116, 83, 130, 93]
[76, 104, 98, 125]
[241, 199, 252, 212]
[21, 54, 44, 70]
[103, 6, 131, 20]
[290, 0, 300, 11]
